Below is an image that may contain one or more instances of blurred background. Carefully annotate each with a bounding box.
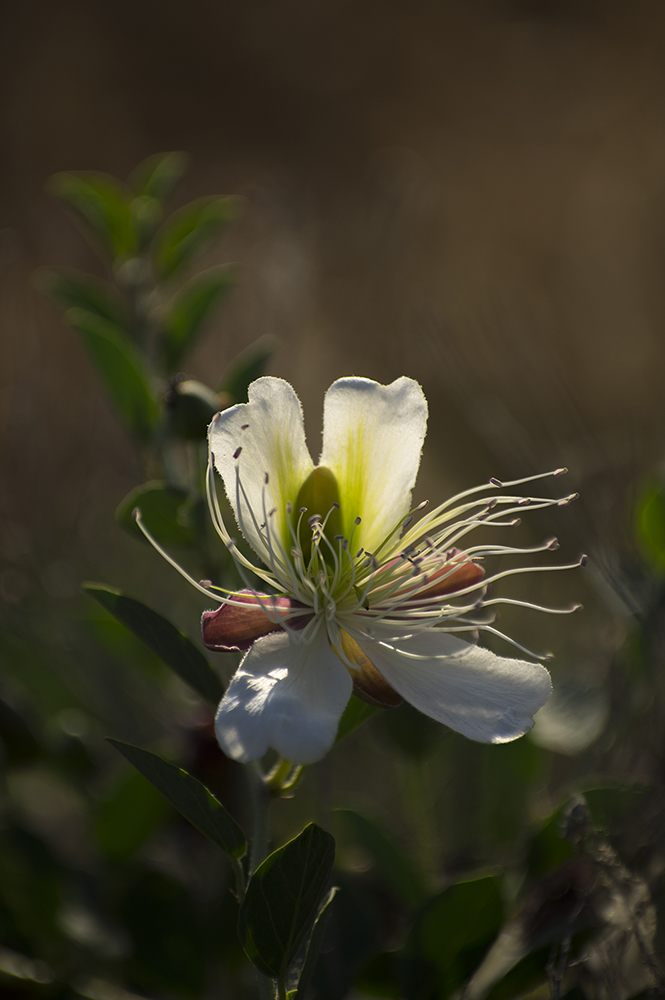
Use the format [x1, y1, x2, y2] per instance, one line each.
[3, 1, 665, 997]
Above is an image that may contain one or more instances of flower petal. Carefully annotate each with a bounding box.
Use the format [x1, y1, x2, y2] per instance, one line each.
[209, 377, 314, 566]
[214, 630, 352, 763]
[319, 377, 427, 557]
[357, 630, 552, 743]
[202, 591, 294, 652]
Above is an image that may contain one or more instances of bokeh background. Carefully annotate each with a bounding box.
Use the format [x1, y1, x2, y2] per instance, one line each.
[3, 1, 665, 998]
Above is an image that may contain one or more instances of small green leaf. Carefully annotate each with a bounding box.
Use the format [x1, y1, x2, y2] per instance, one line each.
[116, 480, 198, 548]
[399, 875, 503, 999]
[218, 334, 278, 401]
[335, 694, 378, 744]
[83, 583, 224, 706]
[67, 307, 158, 440]
[238, 823, 335, 980]
[94, 768, 169, 861]
[636, 481, 665, 568]
[49, 171, 136, 259]
[291, 886, 338, 997]
[336, 810, 427, 910]
[130, 151, 188, 203]
[153, 195, 241, 279]
[108, 740, 246, 859]
[35, 266, 127, 326]
[162, 264, 236, 371]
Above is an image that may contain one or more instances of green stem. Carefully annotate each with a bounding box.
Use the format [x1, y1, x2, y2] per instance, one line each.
[400, 757, 438, 890]
[248, 761, 271, 874]
[277, 974, 288, 1000]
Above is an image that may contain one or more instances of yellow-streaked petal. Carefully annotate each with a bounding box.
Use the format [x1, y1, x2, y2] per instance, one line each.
[319, 377, 427, 557]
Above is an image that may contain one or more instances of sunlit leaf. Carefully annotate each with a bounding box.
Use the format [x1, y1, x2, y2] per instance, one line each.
[336, 810, 427, 910]
[218, 334, 278, 401]
[116, 480, 198, 548]
[67, 308, 158, 440]
[153, 195, 241, 279]
[238, 823, 335, 980]
[108, 740, 246, 859]
[162, 265, 236, 371]
[83, 583, 224, 706]
[130, 151, 188, 203]
[35, 266, 127, 326]
[49, 171, 136, 259]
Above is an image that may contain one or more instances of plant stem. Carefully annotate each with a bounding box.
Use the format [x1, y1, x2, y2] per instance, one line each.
[248, 761, 271, 874]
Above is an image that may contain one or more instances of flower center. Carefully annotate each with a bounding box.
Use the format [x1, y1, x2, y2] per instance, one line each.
[293, 466, 343, 564]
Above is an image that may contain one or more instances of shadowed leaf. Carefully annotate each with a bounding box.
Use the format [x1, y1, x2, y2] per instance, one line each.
[108, 740, 246, 859]
[153, 195, 241, 279]
[83, 583, 224, 706]
[218, 334, 278, 401]
[163, 264, 236, 371]
[49, 171, 136, 259]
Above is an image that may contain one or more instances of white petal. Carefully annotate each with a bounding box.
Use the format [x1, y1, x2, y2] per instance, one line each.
[357, 630, 552, 743]
[319, 377, 427, 557]
[214, 630, 352, 764]
[209, 377, 314, 567]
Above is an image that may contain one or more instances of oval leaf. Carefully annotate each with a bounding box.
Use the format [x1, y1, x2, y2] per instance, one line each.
[162, 264, 236, 371]
[336, 809, 427, 910]
[67, 307, 158, 440]
[83, 583, 224, 706]
[153, 195, 241, 279]
[238, 823, 335, 979]
[636, 481, 665, 568]
[108, 739, 246, 860]
[49, 171, 136, 259]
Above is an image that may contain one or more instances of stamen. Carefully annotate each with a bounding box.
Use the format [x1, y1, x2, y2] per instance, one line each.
[233, 446, 242, 459]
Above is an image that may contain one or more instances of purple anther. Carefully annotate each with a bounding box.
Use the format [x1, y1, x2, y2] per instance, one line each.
[580, 554, 588, 567]
[356, 548, 364, 558]
[511, 518, 522, 527]
[334, 534, 344, 541]
[416, 500, 429, 511]
[286, 502, 292, 514]
[300, 506, 307, 513]
[489, 477, 503, 487]
[241, 423, 249, 430]
[132, 507, 140, 521]
[200, 579, 212, 587]
[264, 473, 269, 484]
[332, 502, 340, 510]
[268, 508, 277, 517]
[546, 537, 560, 550]
[553, 467, 568, 476]
[403, 516, 413, 528]
[354, 516, 362, 525]
[233, 446, 242, 459]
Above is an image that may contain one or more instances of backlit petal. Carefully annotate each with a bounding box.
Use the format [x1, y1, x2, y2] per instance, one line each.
[209, 377, 314, 566]
[214, 630, 352, 764]
[357, 630, 552, 743]
[319, 377, 427, 557]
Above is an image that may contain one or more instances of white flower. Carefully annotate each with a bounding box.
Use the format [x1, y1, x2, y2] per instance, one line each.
[139, 376, 583, 765]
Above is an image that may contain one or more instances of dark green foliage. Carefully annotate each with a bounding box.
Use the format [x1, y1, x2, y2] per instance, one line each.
[115, 480, 200, 548]
[163, 264, 236, 371]
[94, 767, 169, 861]
[66, 307, 158, 440]
[153, 195, 241, 279]
[35, 266, 127, 325]
[238, 823, 335, 980]
[218, 333, 279, 401]
[83, 583, 224, 705]
[108, 740, 246, 860]
[336, 810, 427, 911]
[49, 171, 136, 259]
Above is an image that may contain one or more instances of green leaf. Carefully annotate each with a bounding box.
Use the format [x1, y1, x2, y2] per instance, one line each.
[130, 151, 188, 203]
[116, 480, 199, 548]
[49, 171, 136, 259]
[336, 810, 427, 911]
[636, 481, 665, 568]
[67, 308, 158, 440]
[238, 823, 335, 980]
[335, 694, 379, 744]
[399, 874, 503, 999]
[94, 768, 168, 861]
[83, 583, 224, 706]
[35, 266, 127, 326]
[107, 740, 246, 859]
[291, 886, 338, 997]
[162, 264, 236, 371]
[153, 195, 241, 279]
[218, 334, 278, 401]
